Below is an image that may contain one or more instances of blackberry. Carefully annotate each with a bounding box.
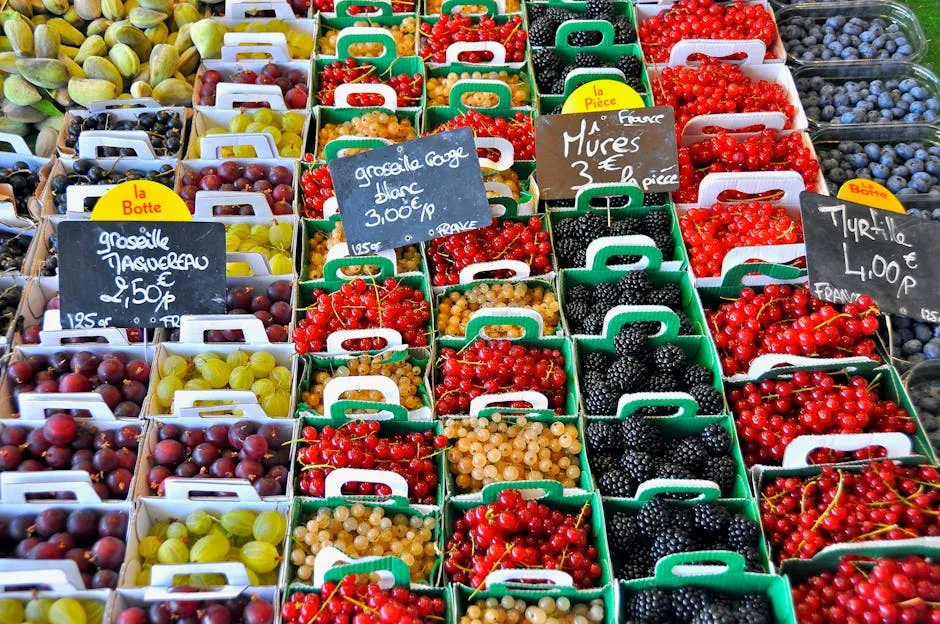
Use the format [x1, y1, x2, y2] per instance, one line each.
[692, 503, 732, 533]
[630, 589, 671, 624]
[573, 212, 609, 240]
[643, 210, 672, 236]
[691, 604, 737, 624]
[606, 356, 646, 393]
[585, 419, 618, 452]
[652, 344, 687, 374]
[555, 237, 585, 268]
[568, 283, 592, 304]
[690, 384, 724, 415]
[617, 550, 653, 580]
[575, 52, 601, 67]
[550, 103, 564, 115]
[740, 545, 765, 572]
[618, 270, 652, 296]
[528, 17, 558, 46]
[621, 416, 664, 453]
[619, 451, 657, 484]
[643, 192, 668, 206]
[584, 389, 617, 416]
[651, 232, 676, 259]
[676, 311, 696, 336]
[610, 217, 643, 236]
[670, 437, 708, 470]
[682, 364, 713, 388]
[597, 468, 633, 497]
[736, 606, 771, 624]
[617, 54, 642, 79]
[582, 313, 604, 334]
[673, 588, 710, 621]
[532, 46, 561, 75]
[647, 373, 678, 393]
[564, 299, 591, 329]
[607, 511, 638, 552]
[583, 350, 612, 373]
[593, 301, 613, 316]
[700, 423, 732, 455]
[650, 528, 698, 560]
[550, 76, 568, 95]
[527, 2, 546, 21]
[637, 499, 675, 537]
[657, 461, 695, 481]
[586, 0, 614, 20]
[614, 325, 647, 357]
[648, 283, 682, 309]
[727, 515, 760, 550]
[594, 281, 621, 305]
[545, 6, 575, 21]
[738, 594, 772, 624]
[612, 16, 637, 44]
[582, 369, 607, 391]
[590, 452, 617, 475]
[568, 29, 601, 47]
[704, 455, 737, 494]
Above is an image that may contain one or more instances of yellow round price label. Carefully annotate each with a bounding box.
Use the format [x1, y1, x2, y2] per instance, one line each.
[92, 180, 192, 222]
[561, 80, 646, 114]
[837, 178, 906, 214]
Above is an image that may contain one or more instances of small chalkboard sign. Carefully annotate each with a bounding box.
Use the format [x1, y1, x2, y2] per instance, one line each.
[534, 106, 680, 200]
[328, 127, 493, 256]
[800, 191, 940, 321]
[58, 221, 227, 328]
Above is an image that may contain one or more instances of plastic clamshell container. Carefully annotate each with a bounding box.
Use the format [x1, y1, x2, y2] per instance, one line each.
[186, 108, 313, 160]
[193, 60, 313, 112]
[775, 0, 928, 66]
[635, 0, 786, 67]
[809, 122, 940, 208]
[792, 60, 940, 129]
[121, 489, 293, 588]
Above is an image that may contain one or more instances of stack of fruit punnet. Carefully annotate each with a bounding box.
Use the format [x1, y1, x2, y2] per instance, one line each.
[3, 0, 940, 621]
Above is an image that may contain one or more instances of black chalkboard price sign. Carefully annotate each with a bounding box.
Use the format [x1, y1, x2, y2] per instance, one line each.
[534, 106, 680, 200]
[328, 127, 493, 256]
[800, 191, 940, 321]
[58, 221, 227, 328]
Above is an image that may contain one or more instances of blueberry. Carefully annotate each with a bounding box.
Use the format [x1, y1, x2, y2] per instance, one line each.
[927, 99, 939, 111]
[923, 340, 940, 361]
[932, 208, 940, 221]
[879, 153, 897, 167]
[840, 111, 860, 124]
[915, 149, 929, 160]
[887, 175, 906, 192]
[870, 163, 890, 178]
[849, 153, 869, 169]
[907, 158, 925, 173]
[915, 324, 933, 342]
[864, 143, 881, 160]
[896, 144, 915, 159]
[911, 86, 929, 100]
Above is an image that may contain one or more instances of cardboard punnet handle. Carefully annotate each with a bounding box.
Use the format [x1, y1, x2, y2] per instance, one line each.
[322, 136, 392, 162]
[87, 98, 162, 111]
[669, 40, 767, 66]
[458, 259, 530, 283]
[221, 32, 291, 62]
[554, 20, 616, 48]
[198, 133, 279, 160]
[715, 260, 805, 292]
[149, 563, 251, 588]
[323, 196, 339, 218]
[683, 112, 787, 137]
[214, 83, 287, 110]
[0, 132, 36, 155]
[227, 252, 272, 276]
[195, 191, 276, 218]
[0, 560, 85, 592]
[488, 195, 519, 218]
[17, 392, 117, 420]
[178, 314, 271, 344]
[475, 137, 514, 170]
[143, 585, 249, 601]
[224, 0, 295, 18]
[325, 327, 403, 354]
[315, 546, 410, 588]
[464, 308, 543, 340]
[334, 83, 399, 110]
[441, 0, 501, 14]
[38, 310, 131, 345]
[634, 478, 722, 502]
[654, 551, 749, 582]
[445, 41, 507, 66]
[574, 183, 644, 212]
[322, 244, 397, 281]
[728, 355, 876, 383]
[785, 540, 940, 571]
[335, 27, 398, 64]
[719, 244, 806, 280]
[782, 432, 914, 468]
[600, 305, 680, 341]
[616, 392, 701, 418]
[697, 171, 806, 206]
[171, 389, 268, 419]
[76, 130, 158, 159]
[0, 471, 103, 504]
[162, 477, 263, 501]
[484, 569, 574, 589]
[0, 202, 33, 229]
[334, 0, 395, 18]
[470, 391, 550, 415]
[448, 79, 513, 110]
[323, 467, 409, 498]
[323, 374, 401, 410]
[480, 479, 564, 503]
[66, 183, 114, 214]
[586, 235, 663, 272]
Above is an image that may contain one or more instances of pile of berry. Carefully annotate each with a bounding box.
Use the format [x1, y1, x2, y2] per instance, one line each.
[0, 283, 21, 337]
[299, 160, 334, 219]
[281, 580, 446, 624]
[553, 211, 675, 270]
[675, 131, 821, 204]
[317, 111, 418, 159]
[50, 160, 175, 214]
[638, 0, 779, 64]
[0, 415, 141, 500]
[116, 593, 275, 624]
[293, 278, 431, 353]
[706, 286, 880, 376]
[296, 420, 446, 503]
[307, 222, 421, 280]
[430, 110, 535, 161]
[624, 587, 775, 624]
[0, 161, 41, 217]
[586, 418, 738, 497]
[729, 370, 917, 467]
[179, 161, 294, 216]
[780, 15, 917, 63]
[792, 555, 940, 624]
[566, 278, 697, 339]
[435, 339, 569, 415]
[427, 70, 531, 107]
[0, 230, 33, 274]
[797, 75, 939, 125]
[907, 378, 940, 454]
[652, 61, 797, 138]
[527, 0, 636, 47]
[437, 281, 561, 338]
[419, 14, 528, 63]
[534, 48, 644, 98]
[197, 65, 308, 109]
[426, 217, 552, 287]
[460, 595, 605, 624]
[607, 499, 765, 579]
[444, 488, 603, 589]
[318, 18, 417, 57]
[817, 141, 940, 198]
[64, 110, 184, 158]
[759, 462, 940, 561]
[679, 202, 804, 278]
[316, 58, 424, 107]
